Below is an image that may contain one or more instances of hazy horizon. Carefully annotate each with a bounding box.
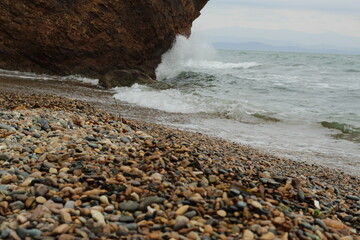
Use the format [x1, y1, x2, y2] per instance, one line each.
[193, 0, 360, 53]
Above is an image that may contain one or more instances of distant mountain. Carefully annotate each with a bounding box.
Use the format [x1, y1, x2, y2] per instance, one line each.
[195, 26, 360, 55]
[213, 41, 360, 55]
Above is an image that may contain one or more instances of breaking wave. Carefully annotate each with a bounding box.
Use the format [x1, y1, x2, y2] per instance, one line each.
[156, 35, 261, 80]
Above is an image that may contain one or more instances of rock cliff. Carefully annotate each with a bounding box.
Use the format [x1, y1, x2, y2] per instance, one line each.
[0, 0, 208, 87]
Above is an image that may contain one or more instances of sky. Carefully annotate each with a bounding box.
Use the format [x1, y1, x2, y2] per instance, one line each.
[192, 0, 360, 49]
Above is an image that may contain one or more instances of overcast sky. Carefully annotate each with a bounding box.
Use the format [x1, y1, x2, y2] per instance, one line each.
[193, 0, 360, 48]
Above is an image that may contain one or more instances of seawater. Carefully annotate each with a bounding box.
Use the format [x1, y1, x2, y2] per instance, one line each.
[114, 36, 360, 175]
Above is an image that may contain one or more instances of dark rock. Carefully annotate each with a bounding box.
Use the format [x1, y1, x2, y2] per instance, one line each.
[314, 219, 329, 231]
[298, 189, 305, 202]
[119, 201, 139, 212]
[0, 153, 10, 161]
[1, 228, 10, 239]
[17, 228, 42, 239]
[120, 137, 130, 143]
[37, 118, 50, 131]
[102, 69, 154, 88]
[138, 196, 165, 211]
[347, 195, 360, 201]
[9, 201, 25, 211]
[0, 0, 208, 88]
[184, 210, 197, 219]
[122, 223, 138, 231]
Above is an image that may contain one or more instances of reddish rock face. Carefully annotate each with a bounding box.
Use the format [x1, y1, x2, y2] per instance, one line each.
[0, 0, 208, 87]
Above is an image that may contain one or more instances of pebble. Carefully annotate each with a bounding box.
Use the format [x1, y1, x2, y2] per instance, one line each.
[91, 210, 105, 224]
[173, 216, 189, 230]
[243, 229, 255, 240]
[176, 205, 190, 215]
[119, 201, 139, 212]
[0, 153, 10, 161]
[217, 210, 227, 217]
[9, 201, 25, 211]
[100, 195, 110, 205]
[36, 196, 47, 204]
[0, 92, 358, 240]
[16, 228, 42, 239]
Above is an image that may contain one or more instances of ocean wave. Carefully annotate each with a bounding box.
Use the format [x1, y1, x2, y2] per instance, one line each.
[183, 60, 261, 70]
[321, 121, 360, 143]
[155, 35, 262, 80]
[321, 121, 360, 134]
[113, 84, 270, 124]
[0, 69, 99, 85]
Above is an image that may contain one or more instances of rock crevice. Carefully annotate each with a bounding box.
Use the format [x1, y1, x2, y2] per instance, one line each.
[0, 0, 208, 87]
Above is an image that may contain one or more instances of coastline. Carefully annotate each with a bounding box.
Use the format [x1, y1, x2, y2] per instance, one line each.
[0, 78, 359, 238]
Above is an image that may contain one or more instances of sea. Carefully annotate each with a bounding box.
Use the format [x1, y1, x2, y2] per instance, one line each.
[1, 35, 359, 175]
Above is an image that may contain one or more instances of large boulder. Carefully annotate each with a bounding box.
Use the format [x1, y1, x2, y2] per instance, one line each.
[0, 0, 208, 87]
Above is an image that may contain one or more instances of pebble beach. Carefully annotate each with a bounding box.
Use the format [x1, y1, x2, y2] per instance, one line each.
[0, 89, 360, 240]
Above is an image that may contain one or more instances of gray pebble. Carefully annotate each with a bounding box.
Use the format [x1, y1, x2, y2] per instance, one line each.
[9, 201, 25, 211]
[120, 137, 130, 143]
[17, 227, 42, 239]
[122, 223, 138, 231]
[184, 210, 197, 219]
[138, 196, 165, 211]
[119, 201, 139, 212]
[0, 153, 10, 161]
[37, 118, 50, 131]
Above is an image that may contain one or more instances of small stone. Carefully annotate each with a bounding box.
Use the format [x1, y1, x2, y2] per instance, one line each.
[174, 215, 189, 231]
[139, 196, 165, 211]
[60, 209, 72, 223]
[123, 223, 138, 230]
[261, 232, 275, 240]
[236, 201, 247, 209]
[37, 118, 50, 131]
[149, 231, 161, 240]
[17, 228, 42, 239]
[1, 228, 10, 239]
[217, 210, 227, 217]
[16, 215, 28, 224]
[34, 147, 45, 154]
[105, 205, 115, 212]
[119, 201, 139, 212]
[176, 205, 189, 215]
[36, 196, 47, 204]
[151, 173, 163, 182]
[10, 201, 25, 211]
[91, 209, 105, 224]
[184, 210, 197, 219]
[204, 224, 213, 234]
[0, 153, 10, 161]
[25, 196, 35, 208]
[53, 224, 70, 234]
[243, 229, 255, 240]
[120, 137, 130, 143]
[35, 184, 49, 196]
[298, 190, 305, 202]
[100, 195, 109, 205]
[208, 175, 218, 183]
[117, 226, 129, 236]
[49, 168, 58, 174]
[251, 201, 263, 209]
[347, 195, 360, 201]
[339, 237, 353, 240]
[314, 219, 329, 231]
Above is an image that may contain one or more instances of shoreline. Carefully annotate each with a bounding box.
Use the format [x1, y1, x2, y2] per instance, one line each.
[1, 76, 359, 177]
[0, 80, 360, 238]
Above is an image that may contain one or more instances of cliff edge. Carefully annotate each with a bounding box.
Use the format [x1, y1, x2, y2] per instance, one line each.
[0, 0, 208, 87]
